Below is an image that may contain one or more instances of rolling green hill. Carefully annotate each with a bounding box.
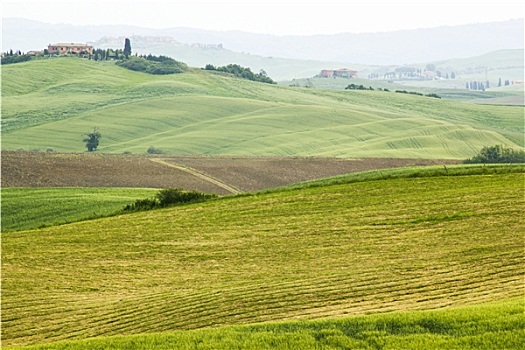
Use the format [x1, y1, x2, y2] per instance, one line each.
[2, 171, 523, 348]
[1, 57, 523, 158]
[4, 164, 521, 232]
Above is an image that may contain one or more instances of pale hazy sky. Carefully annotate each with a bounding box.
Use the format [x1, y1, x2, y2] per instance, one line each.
[2, 0, 524, 35]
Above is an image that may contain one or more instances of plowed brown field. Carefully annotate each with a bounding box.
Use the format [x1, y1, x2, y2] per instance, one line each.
[1, 151, 459, 194]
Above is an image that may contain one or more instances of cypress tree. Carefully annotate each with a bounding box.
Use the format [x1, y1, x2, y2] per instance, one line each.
[123, 38, 132, 59]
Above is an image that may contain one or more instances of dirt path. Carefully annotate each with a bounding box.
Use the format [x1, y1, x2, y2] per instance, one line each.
[149, 158, 241, 194]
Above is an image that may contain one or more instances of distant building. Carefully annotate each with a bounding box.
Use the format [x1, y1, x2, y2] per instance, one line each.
[320, 68, 358, 78]
[27, 50, 44, 56]
[420, 71, 436, 79]
[48, 43, 94, 55]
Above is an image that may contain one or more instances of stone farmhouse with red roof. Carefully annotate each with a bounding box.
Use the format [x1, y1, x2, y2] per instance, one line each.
[320, 68, 358, 78]
[48, 43, 94, 55]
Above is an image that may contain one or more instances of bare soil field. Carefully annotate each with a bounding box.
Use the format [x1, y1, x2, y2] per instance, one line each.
[1, 151, 459, 194]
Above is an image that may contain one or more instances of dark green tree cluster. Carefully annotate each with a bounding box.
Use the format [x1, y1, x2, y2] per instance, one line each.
[123, 188, 217, 212]
[464, 145, 525, 164]
[91, 38, 132, 61]
[204, 64, 276, 84]
[1, 54, 32, 65]
[92, 48, 125, 61]
[345, 84, 374, 90]
[116, 55, 188, 75]
[395, 90, 441, 99]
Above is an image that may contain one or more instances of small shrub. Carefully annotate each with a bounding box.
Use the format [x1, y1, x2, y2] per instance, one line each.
[122, 188, 217, 212]
[147, 146, 164, 154]
[123, 198, 158, 212]
[156, 188, 217, 207]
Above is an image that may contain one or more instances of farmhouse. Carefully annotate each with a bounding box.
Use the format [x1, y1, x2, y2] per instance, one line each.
[320, 68, 358, 78]
[48, 43, 94, 55]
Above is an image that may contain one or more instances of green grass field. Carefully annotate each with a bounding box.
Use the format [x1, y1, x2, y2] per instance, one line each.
[1, 187, 157, 232]
[9, 299, 524, 350]
[4, 165, 521, 232]
[2, 57, 523, 158]
[3, 170, 523, 348]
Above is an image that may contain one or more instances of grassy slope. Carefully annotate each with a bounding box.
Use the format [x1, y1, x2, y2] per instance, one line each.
[2, 172, 523, 347]
[3, 165, 522, 233]
[10, 299, 524, 350]
[2, 58, 523, 158]
[131, 41, 374, 81]
[1, 187, 157, 232]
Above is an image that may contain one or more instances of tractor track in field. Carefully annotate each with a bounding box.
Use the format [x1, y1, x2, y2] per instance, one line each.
[1, 151, 460, 194]
[149, 158, 241, 194]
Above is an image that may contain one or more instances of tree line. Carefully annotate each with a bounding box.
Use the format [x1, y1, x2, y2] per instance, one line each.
[368, 64, 457, 81]
[464, 145, 525, 164]
[345, 84, 441, 98]
[1, 54, 32, 65]
[204, 64, 276, 84]
[92, 38, 132, 61]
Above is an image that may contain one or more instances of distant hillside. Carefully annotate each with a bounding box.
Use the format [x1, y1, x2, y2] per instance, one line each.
[3, 18, 523, 66]
[85, 37, 525, 83]
[90, 35, 375, 81]
[279, 49, 524, 100]
[2, 58, 523, 159]
[155, 20, 524, 65]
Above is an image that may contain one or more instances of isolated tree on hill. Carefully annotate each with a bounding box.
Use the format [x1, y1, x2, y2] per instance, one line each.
[124, 38, 132, 59]
[83, 128, 102, 152]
